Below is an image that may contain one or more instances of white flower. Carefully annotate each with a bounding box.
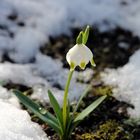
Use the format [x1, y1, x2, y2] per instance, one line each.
[66, 44, 96, 70]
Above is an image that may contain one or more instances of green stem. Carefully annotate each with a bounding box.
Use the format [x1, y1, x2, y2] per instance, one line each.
[62, 70, 74, 129]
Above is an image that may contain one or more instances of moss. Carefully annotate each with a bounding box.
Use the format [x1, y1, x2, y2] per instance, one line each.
[93, 85, 113, 96]
[77, 120, 133, 140]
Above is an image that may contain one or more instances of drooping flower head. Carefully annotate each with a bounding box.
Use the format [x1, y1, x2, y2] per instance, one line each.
[66, 26, 96, 71]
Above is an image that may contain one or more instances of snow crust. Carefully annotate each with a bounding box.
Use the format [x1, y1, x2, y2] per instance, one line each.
[0, 100, 47, 140]
[0, 86, 20, 107]
[102, 50, 140, 119]
[0, 0, 140, 130]
[0, 53, 92, 139]
[1, 0, 140, 63]
[0, 53, 93, 104]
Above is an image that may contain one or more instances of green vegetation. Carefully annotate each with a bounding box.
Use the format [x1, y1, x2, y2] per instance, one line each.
[78, 120, 133, 140]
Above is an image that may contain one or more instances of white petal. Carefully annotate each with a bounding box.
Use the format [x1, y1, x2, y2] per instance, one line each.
[66, 44, 93, 69]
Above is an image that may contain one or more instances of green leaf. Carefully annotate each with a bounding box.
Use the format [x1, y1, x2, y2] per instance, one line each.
[65, 117, 73, 138]
[48, 90, 63, 128]
[82, 25, 90, 44]
[74, 95, 107, 122]
[76, 31, 83, 44]
[13, 90, 62, 135]
[66, 100, 72, 127]
[68, 121, 79, 137]
[73, 85, 92, 114]
[65, 100, 72, 134]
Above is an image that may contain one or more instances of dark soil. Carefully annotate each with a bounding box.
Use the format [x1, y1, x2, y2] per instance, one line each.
[39, 94, 139, 140]
[41, 27, 140, 72]
[4, 26, 140, 140]
[40, 27, 140, 139]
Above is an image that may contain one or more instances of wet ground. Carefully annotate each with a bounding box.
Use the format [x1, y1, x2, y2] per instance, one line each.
[40, 26, 140, 140]
[4, 26, 140, 140]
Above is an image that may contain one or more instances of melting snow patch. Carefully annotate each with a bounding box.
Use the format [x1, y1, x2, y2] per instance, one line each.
[101, 49, 140, 119]
[0, 53, 92, 105]
[0, 100, 47, 140]
[0, 86, 20, 107]
[1, 0, 140, 62]
[0, 0, 140, 120]
[1, 0, 140, 138]
[9, 28, 46, 63]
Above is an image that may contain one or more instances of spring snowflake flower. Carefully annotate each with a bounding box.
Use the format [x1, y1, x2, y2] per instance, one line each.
[66, 44, 96, 70]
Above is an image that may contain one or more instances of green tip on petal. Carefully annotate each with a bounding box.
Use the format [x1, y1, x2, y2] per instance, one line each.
[90, 58, 96, 67]
[70, 62, 75, 71]
[80, 61, 86, 70]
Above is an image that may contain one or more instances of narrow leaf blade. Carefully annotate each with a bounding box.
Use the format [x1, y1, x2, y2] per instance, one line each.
[74, 85, 92, 113]
[76, 31, 83, 44]
[74, 95, 107, 122]
[48, 90, 63, 124]
[82, 25, 90, 44]
[13, 90, 62, 134]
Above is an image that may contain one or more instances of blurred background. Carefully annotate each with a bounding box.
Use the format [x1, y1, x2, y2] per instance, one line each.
[0, 0, 140, 139]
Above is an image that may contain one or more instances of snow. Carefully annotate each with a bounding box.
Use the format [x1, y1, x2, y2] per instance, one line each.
[1, 0, 140, 138]
[118, 42, 129, 49]
[0, 85, 47, 140]
[101, 50, 140, 119]
[0, 100, 48, 140]
[0, 53, 93, 105]
[0, 0, 140, 63]
[0, 53, 92, 139]
[9, 28, 46, 63]
[0, 86, 20, 107]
